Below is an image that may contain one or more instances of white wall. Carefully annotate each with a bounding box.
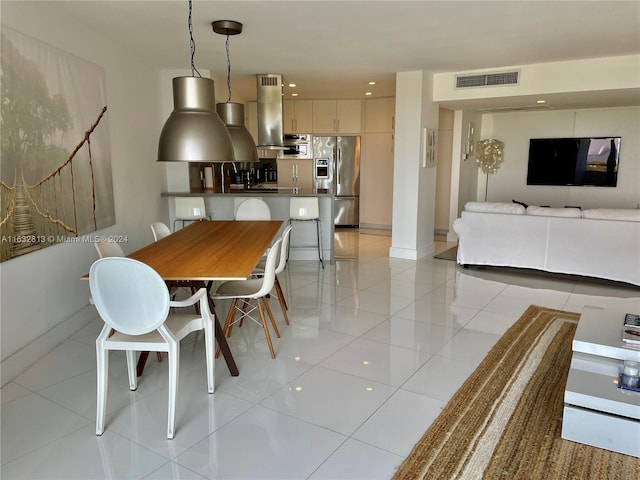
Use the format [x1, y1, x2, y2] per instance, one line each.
[434, 109, 453, 234]
[445, 110, 482, 241]
[479, 107, 640, 209]
[433, 56, 640, 105]
[0, 2, 165, 384]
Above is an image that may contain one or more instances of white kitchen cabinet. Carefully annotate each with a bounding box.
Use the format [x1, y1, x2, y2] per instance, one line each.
[312, 99, 362, 134]
[364, 97, 395, 133]
[277, 159, 313, 190]
[311, 100, 336, 133]
[283, 99, 313, 133]
[360, 132, 394, 228]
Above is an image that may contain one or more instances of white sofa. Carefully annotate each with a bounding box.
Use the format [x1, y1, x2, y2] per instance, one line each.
[452, 202, 640, 286]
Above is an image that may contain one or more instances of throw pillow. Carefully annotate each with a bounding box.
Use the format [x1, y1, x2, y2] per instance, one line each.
[582, 209, 640, 222]
[464, 202, 525, 215]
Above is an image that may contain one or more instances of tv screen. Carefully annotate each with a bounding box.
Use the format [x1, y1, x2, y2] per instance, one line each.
[526, 137, 621, 187]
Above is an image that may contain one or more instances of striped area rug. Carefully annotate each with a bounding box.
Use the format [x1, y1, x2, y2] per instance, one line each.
[393, 305, 640, 479]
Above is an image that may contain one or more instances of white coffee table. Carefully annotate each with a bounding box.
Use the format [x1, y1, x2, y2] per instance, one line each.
[562, 306, 640, 457]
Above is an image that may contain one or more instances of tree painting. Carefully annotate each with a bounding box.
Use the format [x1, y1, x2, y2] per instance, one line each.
[0, 27, 114, 262]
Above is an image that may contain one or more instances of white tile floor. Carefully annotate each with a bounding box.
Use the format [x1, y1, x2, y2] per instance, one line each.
[2, 231, 639, 479]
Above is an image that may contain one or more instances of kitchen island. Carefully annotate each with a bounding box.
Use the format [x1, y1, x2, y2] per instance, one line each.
[161, 187, 334, 261]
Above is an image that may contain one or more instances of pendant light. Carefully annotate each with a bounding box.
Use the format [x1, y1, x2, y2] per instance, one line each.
[212, 20, 259, 163]
[158, 0, 234, 162]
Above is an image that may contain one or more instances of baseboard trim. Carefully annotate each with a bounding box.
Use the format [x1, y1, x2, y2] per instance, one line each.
[389, 242, 435, 261]
[359, 223, 391, 231]
[389, 246, 418, 260]
[1, 305, 96, 387]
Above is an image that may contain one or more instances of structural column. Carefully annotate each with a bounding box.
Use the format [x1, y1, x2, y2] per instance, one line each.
[389, 71, 439, 260]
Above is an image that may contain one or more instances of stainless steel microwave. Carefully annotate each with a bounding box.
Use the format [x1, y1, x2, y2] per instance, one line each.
[278, 134, 312, 159]
[283, 134, 311, 143]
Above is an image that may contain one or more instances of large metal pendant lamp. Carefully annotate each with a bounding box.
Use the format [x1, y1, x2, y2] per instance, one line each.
[212, 20, 258, 163]
[216, 102, 258, 162]
[158, 1, 234, 162]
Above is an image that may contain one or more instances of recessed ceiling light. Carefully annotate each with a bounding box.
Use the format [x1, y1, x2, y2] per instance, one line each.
[536, 99, 546, 104]
[289, 83, 297, 88]
[368, 81, 376, 85]
[291, 93, 298, 97]
[365, 92, 372, 96]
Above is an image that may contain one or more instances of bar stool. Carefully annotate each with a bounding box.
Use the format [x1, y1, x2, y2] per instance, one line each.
[233, 197, 263, 218]
[173, 197, 209, 231]
[235, 198, 271, 220]
[288, 197, 323, 268]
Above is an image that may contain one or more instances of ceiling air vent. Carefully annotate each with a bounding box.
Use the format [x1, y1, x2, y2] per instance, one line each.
[456, 71, 520, 88]
[260, 75, 280, 87]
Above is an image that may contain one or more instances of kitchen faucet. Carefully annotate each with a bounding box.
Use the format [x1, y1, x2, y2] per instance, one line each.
[220, 161, 238, 193]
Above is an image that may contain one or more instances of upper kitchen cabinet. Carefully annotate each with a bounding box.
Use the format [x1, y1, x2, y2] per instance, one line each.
[364, 97, 395, 133]
[283, 99, 313, 133]
[312, 99, 362, 134]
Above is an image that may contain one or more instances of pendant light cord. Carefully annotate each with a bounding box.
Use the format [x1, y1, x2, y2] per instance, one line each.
[225, 34, 232, 102]
[188, 0, 201, 77]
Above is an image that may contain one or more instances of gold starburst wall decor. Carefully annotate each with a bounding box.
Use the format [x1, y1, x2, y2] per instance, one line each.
[475, 139, 505, 174]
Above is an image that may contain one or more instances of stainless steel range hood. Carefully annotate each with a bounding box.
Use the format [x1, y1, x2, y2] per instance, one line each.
[256, 74, 284, 149]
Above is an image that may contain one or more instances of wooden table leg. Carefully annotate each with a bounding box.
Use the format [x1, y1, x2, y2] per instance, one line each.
[136, 351, 150, 377]
[136, 282, 239, 378]
[206, 283, 239, 376]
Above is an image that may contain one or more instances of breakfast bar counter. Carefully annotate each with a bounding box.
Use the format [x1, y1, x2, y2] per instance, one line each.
[161, 189, 335, 261]
[161, 187, 334, 197]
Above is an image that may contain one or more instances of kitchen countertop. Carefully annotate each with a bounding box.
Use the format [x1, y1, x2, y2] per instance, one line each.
[162, 186, 334, 197]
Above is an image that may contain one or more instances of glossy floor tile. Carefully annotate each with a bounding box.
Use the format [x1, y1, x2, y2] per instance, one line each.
[2, 231, 639, 479]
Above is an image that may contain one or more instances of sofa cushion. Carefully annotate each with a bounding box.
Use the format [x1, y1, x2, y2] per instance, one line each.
[526, 206, 582, 218]
[464, 202, 525, 214]
[582, 209, 640, 222]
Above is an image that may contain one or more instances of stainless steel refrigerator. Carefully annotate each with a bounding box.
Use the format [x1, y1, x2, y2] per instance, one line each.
[313, 136, 360, 226]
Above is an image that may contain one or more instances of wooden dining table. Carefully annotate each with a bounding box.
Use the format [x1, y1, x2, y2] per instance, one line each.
[127, 220, 283, 377]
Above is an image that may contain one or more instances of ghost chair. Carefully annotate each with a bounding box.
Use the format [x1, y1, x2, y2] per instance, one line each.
[90, 257, 214, 439]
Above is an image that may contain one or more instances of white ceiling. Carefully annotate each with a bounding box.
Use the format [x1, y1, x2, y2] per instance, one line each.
[50, 1, 640, 110]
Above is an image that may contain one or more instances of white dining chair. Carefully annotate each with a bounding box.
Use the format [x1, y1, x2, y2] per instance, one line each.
[210, 237, 282, 359]
[94, 238, 167, 362]
[151, 221, 199, 302]
[91, 239, 124, 305]
[150, 222, 172, 241]
[94, 239, 125, 258]
[235, 198, 271, 220]
[173, 197, 209, 231]
[289, 197, 323, 268]
[90, 257, 215, 439]
[252, 225, 293, 325]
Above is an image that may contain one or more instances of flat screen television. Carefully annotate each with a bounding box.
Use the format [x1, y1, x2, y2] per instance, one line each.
[526, 137, 621, 187]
